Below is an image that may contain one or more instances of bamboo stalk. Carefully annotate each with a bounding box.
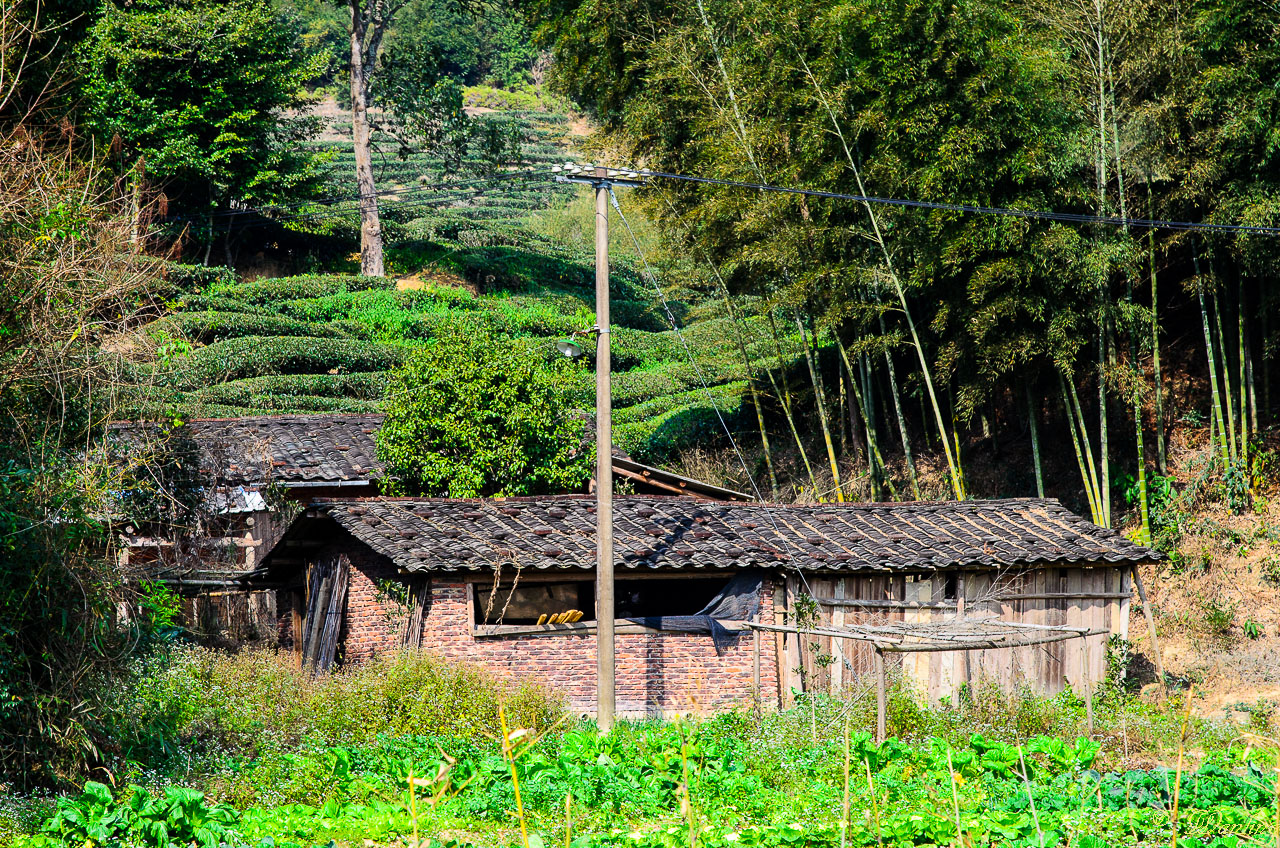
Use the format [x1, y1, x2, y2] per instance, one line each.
[1146, 182, 1167, 474]
[1195, 242, 1230, 463]
[1212, 281, 1238, 461]
[860, 353, 896, 500]
[1026, 383, 1045, 499]
[792, 51, 964, 499]
[1238, 277, 1250, 469]
[879, 311, 921, 499]
[841, 350, 878, 500]
[838, 342, 894, 501]
[1062, 374, 1103, 524]
[797, 315, 845, 502]
[1097, 323, 1111, 527]
[767, 310, 820, 495]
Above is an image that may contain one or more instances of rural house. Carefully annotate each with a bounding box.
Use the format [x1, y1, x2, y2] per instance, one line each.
[253, 495, 1156, 716]
[109, 413, 749, 642]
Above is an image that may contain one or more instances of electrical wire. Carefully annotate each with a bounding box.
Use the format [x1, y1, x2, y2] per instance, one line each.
[607, 187, 816, 594]
[635, 168, 1280, 236]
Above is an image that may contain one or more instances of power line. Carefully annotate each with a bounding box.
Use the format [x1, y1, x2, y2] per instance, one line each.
[630, 168, 1280, 236]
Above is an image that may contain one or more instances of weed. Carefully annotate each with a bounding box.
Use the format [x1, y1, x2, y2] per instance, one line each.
[1260, 553, 1280, 585]
[1200, 596, 1238, 640]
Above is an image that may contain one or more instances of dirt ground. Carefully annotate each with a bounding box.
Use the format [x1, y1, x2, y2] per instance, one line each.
[1127, 428, 1280, 726]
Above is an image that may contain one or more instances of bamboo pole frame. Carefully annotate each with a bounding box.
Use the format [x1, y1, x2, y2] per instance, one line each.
[748, 621, 1109, 741]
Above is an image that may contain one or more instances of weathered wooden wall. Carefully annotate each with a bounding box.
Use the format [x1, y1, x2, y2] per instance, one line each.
[778, 565, 1130, 704]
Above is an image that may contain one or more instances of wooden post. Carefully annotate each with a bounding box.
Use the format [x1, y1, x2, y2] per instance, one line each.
[752, 628, 762, 718]
[956, 573, 969, 705]
[1130, 566, 1166, 698]
[874, 647, 887, 742]
[1080, 635, 1095, 735]
[773, 581, 787, 710]
[594, 167, 615, 732]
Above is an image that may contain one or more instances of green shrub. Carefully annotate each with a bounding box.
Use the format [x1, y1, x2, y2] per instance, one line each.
[191, 372, 390, 405]
[157, 311, 351, 344]
[208, 274, 394, 305]
[172, 295, 273, 316]
[615, 393, 745, 462]
[173, 336, 406, 388]
[378, 325, 592, 497]
[147, 260, 236, 292]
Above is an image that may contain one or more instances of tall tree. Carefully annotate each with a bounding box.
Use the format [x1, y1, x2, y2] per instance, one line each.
[344, 0, 409, 277]
[81, 0, 326, 228]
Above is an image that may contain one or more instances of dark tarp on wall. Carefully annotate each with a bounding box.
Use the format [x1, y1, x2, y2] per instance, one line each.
[625, 571, 762, 652]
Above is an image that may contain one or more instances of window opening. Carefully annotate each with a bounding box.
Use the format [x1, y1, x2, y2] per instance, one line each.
[472, 577, 734, 626]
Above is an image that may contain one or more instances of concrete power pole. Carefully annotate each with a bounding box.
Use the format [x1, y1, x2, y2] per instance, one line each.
[593, 166, 616, 733]
[554, 163, 647, 733]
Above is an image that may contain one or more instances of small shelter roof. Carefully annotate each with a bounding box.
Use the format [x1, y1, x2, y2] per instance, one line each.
[261, 494, 1157, 575]
[109, 414, 384, 486]
[109, 414, 753, 500]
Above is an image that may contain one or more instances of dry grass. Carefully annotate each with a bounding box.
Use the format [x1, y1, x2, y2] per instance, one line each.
[115, 647, 566, 761]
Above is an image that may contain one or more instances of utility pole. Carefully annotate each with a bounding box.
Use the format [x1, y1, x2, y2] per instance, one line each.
[593, 166, 616, 733]
[554, 163, 648, 732]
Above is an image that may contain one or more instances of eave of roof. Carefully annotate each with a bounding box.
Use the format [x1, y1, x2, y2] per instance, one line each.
[265, 494, 1157, 575]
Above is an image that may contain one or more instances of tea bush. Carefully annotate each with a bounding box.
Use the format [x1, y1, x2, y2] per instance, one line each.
[192, 372, 390, 405]
[172, 336, 406, 388]
[160, 311, 352, 344]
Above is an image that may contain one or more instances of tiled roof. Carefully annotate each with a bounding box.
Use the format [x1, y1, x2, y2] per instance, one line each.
[109, 414, 754, 499]
[109, 414, 385, 485]
[297, 495, 1156, 573]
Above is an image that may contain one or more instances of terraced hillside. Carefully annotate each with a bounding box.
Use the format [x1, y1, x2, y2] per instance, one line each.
[128, 99, 788, 463]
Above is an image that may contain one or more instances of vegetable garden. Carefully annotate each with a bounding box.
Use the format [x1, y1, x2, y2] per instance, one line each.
[3, 649, 1276, 848]
[14, 710, 1278, 848]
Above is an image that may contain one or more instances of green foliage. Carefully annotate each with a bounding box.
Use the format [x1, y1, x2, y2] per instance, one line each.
[378, 326, 592, 496]
[23, 686, 1271, 848]
[40, 781, 238, 848]
[170, 336, 405, 388]
[79, 0, 326, 212]
[208, 274, 395, 304]
[158, 310, 352, 344]
[191, 372, 389, 405]
[105, 647, 564, 766]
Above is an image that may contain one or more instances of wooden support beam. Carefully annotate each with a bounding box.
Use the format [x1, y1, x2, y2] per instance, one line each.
[992, 592, 1132, 601]
[1130, 566, 1167, 699]
[874, 647, 887, 743]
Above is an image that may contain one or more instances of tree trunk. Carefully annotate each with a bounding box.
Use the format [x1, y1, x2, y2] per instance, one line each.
[350, 4, 384, 277]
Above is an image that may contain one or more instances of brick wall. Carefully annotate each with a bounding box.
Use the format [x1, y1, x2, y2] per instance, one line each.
[340, 548, 409, 662]
[303, 539, 780, 716]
